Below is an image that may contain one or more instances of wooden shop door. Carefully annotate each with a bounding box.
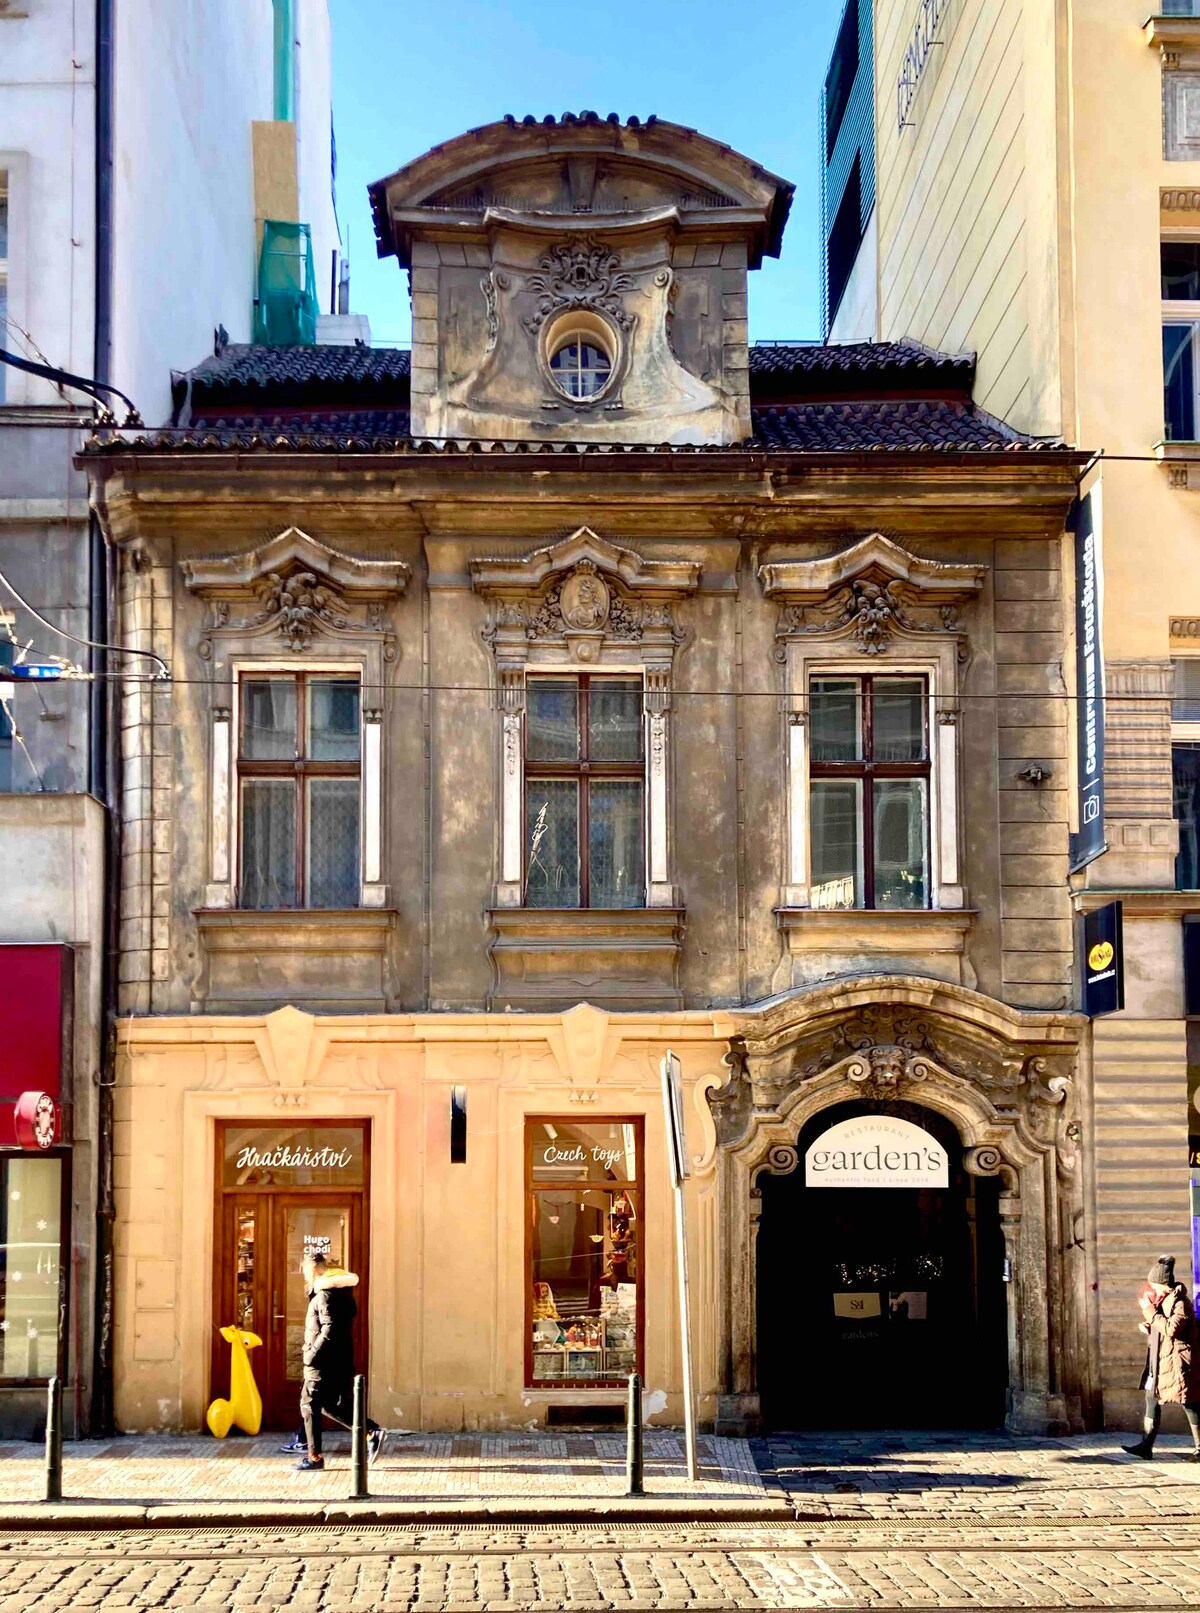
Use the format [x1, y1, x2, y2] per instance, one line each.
[212, 1189, 368, 1431]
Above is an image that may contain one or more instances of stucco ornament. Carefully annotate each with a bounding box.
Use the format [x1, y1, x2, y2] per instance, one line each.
[183, 527, 408, 661]
[474, 528, 698, 666]
[761, 532, 985, 660]
[255, 569, 347, 651]
[523, 238, 636, 334]
[559, 562, 611, 631]
[845, 1042, 931, 1091]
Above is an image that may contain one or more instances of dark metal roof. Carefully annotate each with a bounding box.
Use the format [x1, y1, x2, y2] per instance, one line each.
[748, 340, 975, 399]
[750, 401, 1039, 453]
[147, 341, 1065, 456]
[84, 408, 1067, 459]
[174, 344, 411, 418]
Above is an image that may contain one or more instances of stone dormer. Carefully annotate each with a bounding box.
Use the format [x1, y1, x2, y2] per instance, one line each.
[368, 112, 793, 444]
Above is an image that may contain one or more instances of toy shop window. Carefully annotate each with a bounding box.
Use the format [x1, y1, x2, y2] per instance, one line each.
[526, 1117, 642, 1389]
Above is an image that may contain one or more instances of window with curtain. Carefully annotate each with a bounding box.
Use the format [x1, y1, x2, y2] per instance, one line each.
[524, 675, 645, 909]
[809, 673, 930, 910]
[237, 673, 360, 909]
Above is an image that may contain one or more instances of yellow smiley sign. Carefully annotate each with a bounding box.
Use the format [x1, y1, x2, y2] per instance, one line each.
[1088, 941, 1114, 972]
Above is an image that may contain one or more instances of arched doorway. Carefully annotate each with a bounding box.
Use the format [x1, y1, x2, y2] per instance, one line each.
[755, 1099, 1008, 1430]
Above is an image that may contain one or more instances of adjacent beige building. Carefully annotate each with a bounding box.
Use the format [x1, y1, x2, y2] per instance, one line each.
[828, 0, 1200, 1428]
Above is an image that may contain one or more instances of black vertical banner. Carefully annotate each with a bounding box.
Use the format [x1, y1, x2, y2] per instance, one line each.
[1081, 900, 1124, 1017]
[1069, 490, 1107, 872]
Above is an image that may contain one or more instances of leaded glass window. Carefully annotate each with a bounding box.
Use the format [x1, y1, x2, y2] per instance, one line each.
[524, 676, 645, 909]
[809, 674, 930, 910]
[237, 673, 360, 908]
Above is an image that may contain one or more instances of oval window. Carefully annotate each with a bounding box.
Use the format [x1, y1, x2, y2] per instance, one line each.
[548, 335, 612, 399]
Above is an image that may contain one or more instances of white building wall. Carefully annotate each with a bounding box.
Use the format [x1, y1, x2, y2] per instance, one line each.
[0, 2, 95, 403]
[112, 0, 274, 425]
[296, 0, 340, 317]
[828, 210, 878, 345]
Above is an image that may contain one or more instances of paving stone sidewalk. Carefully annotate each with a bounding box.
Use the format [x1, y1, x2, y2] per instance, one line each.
[753, 1430, 1200, 1519]
[0, 1427, 1197, 1516]
[0, 1431, 762, 1508]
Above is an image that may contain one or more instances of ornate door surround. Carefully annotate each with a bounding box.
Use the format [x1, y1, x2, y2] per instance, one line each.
[708, 974, 1095, 1437]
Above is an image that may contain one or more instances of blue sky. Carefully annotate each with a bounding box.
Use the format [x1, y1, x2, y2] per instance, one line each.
[330, 0, 842, 347]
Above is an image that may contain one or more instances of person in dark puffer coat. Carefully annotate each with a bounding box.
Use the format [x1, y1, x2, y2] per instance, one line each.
[1124, 1255, 1200, 1461]
[294, 1253, 383, 1471]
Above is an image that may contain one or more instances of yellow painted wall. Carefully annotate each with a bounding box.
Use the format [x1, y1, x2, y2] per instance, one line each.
[874, 0, 1200, 662]
[113, 1005, 731, 1433]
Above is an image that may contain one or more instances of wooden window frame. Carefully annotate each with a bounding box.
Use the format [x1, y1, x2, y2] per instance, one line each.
[524, 673, 646, 910]
[808, 672, 931, 910]
[524, 1114, 644, 1391]
[236, 670, 361, 909]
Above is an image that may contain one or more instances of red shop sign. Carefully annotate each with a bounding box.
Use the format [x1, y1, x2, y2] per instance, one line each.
[13, 1091, 59, 1150]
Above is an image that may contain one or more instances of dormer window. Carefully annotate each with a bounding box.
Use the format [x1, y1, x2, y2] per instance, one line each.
[543, 311, 618, 404]
[549, 335, 611, 398]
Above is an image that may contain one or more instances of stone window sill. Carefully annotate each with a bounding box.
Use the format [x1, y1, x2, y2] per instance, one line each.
[775, 907, 976, 989]
[193, 907, 398, 1013]
[487, 906, 685, 1012]
[1144, 18, 1200, 52]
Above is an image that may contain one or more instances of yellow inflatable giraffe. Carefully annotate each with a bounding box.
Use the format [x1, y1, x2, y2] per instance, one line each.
[206, 1325, 263, 1437]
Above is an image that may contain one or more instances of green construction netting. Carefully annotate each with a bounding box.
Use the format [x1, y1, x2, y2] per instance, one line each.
[254, 220, 317, 347]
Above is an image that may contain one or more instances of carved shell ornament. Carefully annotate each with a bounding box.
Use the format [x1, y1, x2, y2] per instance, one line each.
[523, 238, 636, 334]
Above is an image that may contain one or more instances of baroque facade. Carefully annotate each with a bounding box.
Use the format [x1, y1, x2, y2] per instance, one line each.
[84, 114, 1101, 1436]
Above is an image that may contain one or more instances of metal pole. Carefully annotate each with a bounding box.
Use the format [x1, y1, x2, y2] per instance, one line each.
[673, 1176, 699, 1482]
[350, 1374, 368, 1499]
[44, 1376, 63, 1503]
[625, 1372, 644, 1496]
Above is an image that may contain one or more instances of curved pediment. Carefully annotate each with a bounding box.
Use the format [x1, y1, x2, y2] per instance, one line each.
[370, 115, 793, 267]
[759, 532, 985, 604]
[183, 526, 409, 601]
[471, 526, 700, 598]
[183, 527, 408, 655]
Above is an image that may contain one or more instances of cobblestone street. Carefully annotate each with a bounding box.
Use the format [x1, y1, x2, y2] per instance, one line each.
[0, 1431, 1198, 1607]
[2, 1517, 1200, 1609]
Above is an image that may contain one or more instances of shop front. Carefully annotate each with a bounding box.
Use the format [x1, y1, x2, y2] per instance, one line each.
[112, 1004, 728, 1434]
[0, 944, 73, 1435]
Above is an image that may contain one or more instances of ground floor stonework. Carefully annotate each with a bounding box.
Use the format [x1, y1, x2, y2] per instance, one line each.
[111, 975, 1194, 1437]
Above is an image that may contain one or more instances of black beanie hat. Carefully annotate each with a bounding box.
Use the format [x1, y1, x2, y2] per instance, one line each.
[1147, 1255, 1176, 1286]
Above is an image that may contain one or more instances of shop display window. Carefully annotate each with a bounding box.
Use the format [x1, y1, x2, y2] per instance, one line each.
[0, 1154, 66, 1382]
[526, 1117, 642, 1387]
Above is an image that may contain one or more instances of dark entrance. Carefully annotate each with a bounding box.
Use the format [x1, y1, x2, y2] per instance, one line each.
[756, 1102, 1007, 1430]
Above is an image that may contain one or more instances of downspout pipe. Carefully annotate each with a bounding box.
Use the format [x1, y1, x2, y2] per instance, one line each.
[90, 0, 117, 1440]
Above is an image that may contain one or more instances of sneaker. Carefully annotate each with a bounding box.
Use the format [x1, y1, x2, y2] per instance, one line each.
[279, 1437, 306, 1454]
[294, 1455, 324, 1471]
[368, 1428, 386, 1466]
[1122, 1441, 1154, 1459]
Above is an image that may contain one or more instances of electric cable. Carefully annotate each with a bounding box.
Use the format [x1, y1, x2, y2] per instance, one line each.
[0, 564, 169, 678]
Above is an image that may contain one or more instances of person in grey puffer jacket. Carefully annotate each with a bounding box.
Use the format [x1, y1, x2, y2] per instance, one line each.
[294, 1253, 384, 1471]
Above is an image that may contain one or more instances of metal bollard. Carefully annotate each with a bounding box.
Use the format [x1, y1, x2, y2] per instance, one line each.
[349, 1373, 368, 1499]
[44, 1375, 63, 1503]
[625, 1371, 644, 1496]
